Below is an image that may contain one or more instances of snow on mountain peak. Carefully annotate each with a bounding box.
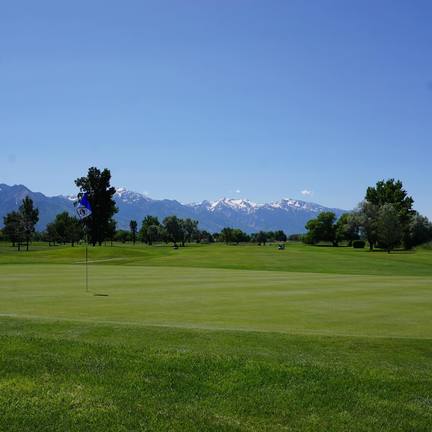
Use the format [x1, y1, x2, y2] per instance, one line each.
[207, 197, 259, 212]
[114, 187, 151, 203]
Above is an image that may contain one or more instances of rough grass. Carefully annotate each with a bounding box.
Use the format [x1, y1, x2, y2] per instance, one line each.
[1, 319, 432, 432]
[1, 242, 432, 431]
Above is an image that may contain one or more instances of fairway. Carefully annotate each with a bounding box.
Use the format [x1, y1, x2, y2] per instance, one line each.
[1, 243, 432, 431]
[1, 264, 432, 338]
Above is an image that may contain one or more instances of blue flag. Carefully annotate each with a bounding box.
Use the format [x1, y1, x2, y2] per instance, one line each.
[76, 193, 92, 219]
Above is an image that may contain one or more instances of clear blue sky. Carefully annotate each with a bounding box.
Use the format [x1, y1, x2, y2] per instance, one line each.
[1, 0, 431, 216]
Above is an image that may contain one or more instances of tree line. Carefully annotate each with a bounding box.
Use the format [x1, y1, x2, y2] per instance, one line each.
[116, 216, 203, 247]
[2, 170, 431, 252]
[304, 179, 432, 252]
[1, 200, 292, 249]
[1, 167, 295, 250]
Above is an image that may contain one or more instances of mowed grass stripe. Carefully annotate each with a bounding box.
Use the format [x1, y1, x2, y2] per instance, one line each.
[1, 264, 432, 338]
[2, 242, 432, 276]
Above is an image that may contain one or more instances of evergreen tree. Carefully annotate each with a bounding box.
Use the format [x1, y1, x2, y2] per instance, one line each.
[75, 167, 117, 246]
[19, 196, 39, 251]
[129, 220, 138, 245]
[3, 211, 24, 248]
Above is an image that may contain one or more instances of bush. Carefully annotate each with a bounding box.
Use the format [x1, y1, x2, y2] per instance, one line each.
[352, 240, 366, 249]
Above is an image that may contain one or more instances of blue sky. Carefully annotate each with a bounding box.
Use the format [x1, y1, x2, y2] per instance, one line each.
[1, 0, 431, 216]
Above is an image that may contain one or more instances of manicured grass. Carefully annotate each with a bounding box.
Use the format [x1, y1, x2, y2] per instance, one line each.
[1, 242, 432, 430]
[1, 241, 432, 276]
[1, 264, 432, 338]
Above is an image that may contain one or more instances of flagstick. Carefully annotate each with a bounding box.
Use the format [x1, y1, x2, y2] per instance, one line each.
[85, 232, 89, 293]
[76, 193, 92, 294]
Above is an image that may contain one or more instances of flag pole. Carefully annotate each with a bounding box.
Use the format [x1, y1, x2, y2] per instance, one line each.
[85, 227, 89, 293]
[76, 192, 92, 294]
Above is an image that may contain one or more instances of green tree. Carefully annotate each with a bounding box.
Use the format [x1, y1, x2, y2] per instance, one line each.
[114, 229, 130, 243]
[232, 229, 249, 244]
[157, 225, 169, 244]
[256, 231, 268, 245]
[45, 221, 59, 246]
[220, 227, 234, 244]
[274, 230, 287, 242]
[19, 196, 39, 251]
[147, 225, 160, 245]
[366, 179, 414, 248]
[48, 212, 83, 246]
[377, 204, 402, 253]
[355, 201, 379, 251]
[163, 215, 183, 247]
[406, 213, 432, 248]
[304, 212, 337, 246]
[198, 230, 214, 243]
[75, 167, 118, 246]
[129, 220, 138, 245]
[335, 213, 360, 246]
[139, 216, 160, 243]
[106, 219, 117, 246]
[182, 219, 199, 244]
[3, 211, 24, 248]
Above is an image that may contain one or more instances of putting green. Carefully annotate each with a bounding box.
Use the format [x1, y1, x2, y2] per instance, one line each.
[2, 264, 432, 338]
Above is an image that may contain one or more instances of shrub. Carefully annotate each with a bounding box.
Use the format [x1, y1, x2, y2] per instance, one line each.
[352, 240, 366, 249]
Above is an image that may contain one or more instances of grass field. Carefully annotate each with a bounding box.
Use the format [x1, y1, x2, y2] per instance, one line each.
[1, 242, 432, 431]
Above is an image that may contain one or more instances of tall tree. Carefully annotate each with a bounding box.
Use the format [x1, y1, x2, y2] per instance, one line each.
[139, 216, 160, 243]
[366, 179, 414, 247]
[3, 211, 24, 248]
[106, 219, 117, 246]
[220, 227, 234, 244]
[19, 196, 39, 251]
[274, 230, 287, 242]
[45, 221, 59, 246]
[335, 213, 360, 246]
[181, 219, 199, 244]
[256, 231, 268, 245]
[75, 167, 117, 246]
[157, 225, 169, 244]
[129, 220, 138, 245]
[163, 215, 183, 247]
[406, 213, 432, 248]
[232, 228, 249, 244]
[377, 204, 402, 253]
[146, 225, 160, 245]
[355, 201, 379, 251]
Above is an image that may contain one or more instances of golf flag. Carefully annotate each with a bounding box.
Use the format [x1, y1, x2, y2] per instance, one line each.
[76, 193, 92, 219]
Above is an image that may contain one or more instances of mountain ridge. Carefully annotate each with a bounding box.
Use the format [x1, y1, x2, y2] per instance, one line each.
[0, 183, 346, 234]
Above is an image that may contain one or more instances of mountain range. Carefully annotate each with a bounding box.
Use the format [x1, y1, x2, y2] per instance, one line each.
[0, 183, 345, 234]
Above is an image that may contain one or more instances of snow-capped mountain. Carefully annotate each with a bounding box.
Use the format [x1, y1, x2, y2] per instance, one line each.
[189, 198, 259, 213]
[188, 197, 333, 214]
[0, 184, 346, 234]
